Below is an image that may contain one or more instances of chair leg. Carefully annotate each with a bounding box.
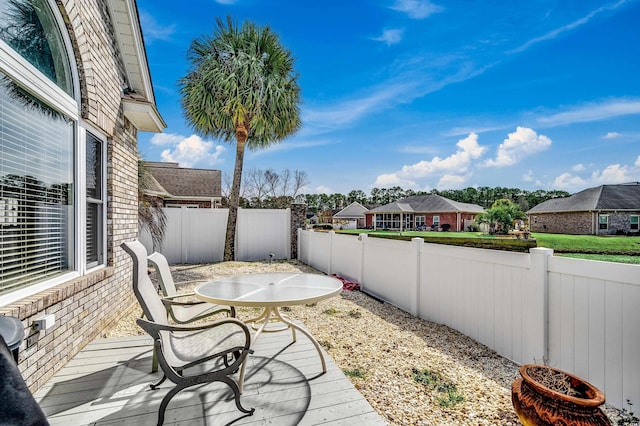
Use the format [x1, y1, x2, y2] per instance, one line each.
[156, 385, 183, 426]
[152, 346, 159, 373]
[150, 374, 167, 390]
[220, 376, 254, 415]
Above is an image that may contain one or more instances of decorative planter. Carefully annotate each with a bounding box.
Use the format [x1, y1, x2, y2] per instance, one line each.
[512, 364, 610, 425]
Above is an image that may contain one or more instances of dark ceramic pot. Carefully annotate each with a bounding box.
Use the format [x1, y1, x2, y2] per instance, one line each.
[512, 364, 610, 425]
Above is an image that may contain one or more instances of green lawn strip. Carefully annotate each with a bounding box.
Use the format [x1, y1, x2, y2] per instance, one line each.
[556, 253, 640, 264]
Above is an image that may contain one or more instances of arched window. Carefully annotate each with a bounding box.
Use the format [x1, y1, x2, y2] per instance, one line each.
[0, 0, 105, 302]
[0, 0, 73, 95]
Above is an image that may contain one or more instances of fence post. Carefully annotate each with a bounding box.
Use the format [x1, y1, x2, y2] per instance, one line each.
[358, 233, 368, 292]
[529, 247, 553, 364]
[327, 231, 335, 275]
[411, 237, 424, 317]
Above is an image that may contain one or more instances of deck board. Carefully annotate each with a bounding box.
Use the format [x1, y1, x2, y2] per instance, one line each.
[35, 323, 388, 426]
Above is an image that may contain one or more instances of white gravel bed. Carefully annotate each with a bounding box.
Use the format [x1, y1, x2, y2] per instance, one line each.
[105, 260, 626, 425]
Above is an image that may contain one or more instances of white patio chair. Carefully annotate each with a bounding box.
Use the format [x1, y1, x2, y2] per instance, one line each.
[121, 240, 254, 425]
[147, 251, 235, 323]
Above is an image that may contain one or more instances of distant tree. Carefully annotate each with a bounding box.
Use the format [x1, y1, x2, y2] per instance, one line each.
[180, 16, 301, 260]
[347, 189, 367, 205]
[475, 198, 526, 234]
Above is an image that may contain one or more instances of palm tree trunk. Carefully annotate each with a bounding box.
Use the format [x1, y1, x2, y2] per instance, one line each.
[224, 126, 248, 261]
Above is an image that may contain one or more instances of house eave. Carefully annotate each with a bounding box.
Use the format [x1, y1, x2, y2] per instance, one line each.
[107, 0, 166, 132]
[122, 98, 166, 132]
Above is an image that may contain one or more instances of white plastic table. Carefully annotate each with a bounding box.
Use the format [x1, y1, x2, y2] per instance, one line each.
[194, 272, 342, 391]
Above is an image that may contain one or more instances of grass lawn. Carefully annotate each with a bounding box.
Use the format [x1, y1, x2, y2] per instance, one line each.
[336, 229, 640, 264]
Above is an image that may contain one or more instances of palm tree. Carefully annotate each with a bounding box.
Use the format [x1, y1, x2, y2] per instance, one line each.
[138, 157, 167, 250]
[180, 16, 301, 260]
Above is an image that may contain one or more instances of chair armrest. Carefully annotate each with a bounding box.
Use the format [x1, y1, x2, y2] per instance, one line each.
[161, 295, 206, 306]
[136, 317, 251, 347]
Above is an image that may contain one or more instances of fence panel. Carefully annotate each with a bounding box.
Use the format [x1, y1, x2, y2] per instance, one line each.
[144, 207, 291, 263]
[236, 208, 290, 261]
[419, 243, 534, 364]
[330, 233, 363, 283]
[156, 208, 227, 263]
[303, 231, 332, 274]
[547, 256, 640, 409]
[361, 236, 419, 314]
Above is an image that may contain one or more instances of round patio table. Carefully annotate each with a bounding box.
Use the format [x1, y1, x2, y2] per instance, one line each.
[194, 272, 342, 391]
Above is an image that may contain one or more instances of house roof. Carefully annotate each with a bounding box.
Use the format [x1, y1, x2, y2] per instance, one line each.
[528, 182, 640, 213]
[333, 202, 369, 219]
[145, 162, 222, 199]
[368, 194, 485, 214]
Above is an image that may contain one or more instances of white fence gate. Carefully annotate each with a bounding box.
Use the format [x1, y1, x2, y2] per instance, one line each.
[298, 229, 640, 410]
[140, 207, 290, 263]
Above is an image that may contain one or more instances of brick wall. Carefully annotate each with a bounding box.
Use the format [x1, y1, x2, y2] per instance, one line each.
[529, 212, 594, 234]
[529, 211, 640, 235]
[290, 204, 306, 259]
[0, 0, 140, 391]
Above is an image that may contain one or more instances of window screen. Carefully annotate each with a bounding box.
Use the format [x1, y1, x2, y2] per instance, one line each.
[86, 132, 103, 266]
[0, 77, 74, 295]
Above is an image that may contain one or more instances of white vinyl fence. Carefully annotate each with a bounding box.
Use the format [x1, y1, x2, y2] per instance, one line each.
[298, 229, 640, 410]
[140, 207, 291, 263]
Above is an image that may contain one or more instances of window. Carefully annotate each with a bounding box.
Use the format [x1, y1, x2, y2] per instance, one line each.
[415, 215, 425, 228]
[0, 0, 106, 303]
[86, 132, 105, 267]
[0, 0, 73, 95]
[433, 215, 440, 226]
[598, 215, 608, 230]
[631, 216, 639, 231]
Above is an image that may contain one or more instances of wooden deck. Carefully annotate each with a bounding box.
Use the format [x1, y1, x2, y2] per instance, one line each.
[34, 323, 388, 425]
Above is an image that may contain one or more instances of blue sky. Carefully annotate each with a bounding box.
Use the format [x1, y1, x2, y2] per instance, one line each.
[137, 0, 640, 195]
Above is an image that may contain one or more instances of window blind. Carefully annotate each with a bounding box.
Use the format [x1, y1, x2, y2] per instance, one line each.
[0, 79, 74, 295]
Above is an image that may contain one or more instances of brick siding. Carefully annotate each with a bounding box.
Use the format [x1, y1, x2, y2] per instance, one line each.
[530, 211, 640, 235]
[0, 0, 140, 391]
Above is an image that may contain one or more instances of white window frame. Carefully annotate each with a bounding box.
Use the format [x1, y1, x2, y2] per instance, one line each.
[598, 214, 609, 230]
[631, 215, 639, 230]
[433, 215, 440, 226]
[79, 123, 108, 271]
[0, 0, 107, 307]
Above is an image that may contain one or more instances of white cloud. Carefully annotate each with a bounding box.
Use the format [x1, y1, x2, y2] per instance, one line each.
[603, 132, 622, 139]
[374, 132, 486, 188]
[485, 127, 552, 167]
[372, 29, 404, 46]
[552, 156, 640, 190]
[389, 0, 444, 19]
[538, 99, 640, 127]
[522, 170, 534, 182]
[159, 135, 226, 167]
[150, 133, 185, 146]
[437, 174, 466, 189]
[553, 173, 587, 190]
[139, 12, 175, 43]
[303, 82, 416, 130]
[508, 0, 630, 54]
[591, 164, 634, 184]
[374, 173, 417, 188]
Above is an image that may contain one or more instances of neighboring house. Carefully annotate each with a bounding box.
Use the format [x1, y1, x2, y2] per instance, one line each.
[527, 182, 640, 235]
[332, 201, 369, 229]
[0, 0, 164, 391]
[145, 162, 222, 208]
[365, 194, 485, 232]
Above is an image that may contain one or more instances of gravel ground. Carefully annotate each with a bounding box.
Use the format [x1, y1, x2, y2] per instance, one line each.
[106, 260, 625, 426]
